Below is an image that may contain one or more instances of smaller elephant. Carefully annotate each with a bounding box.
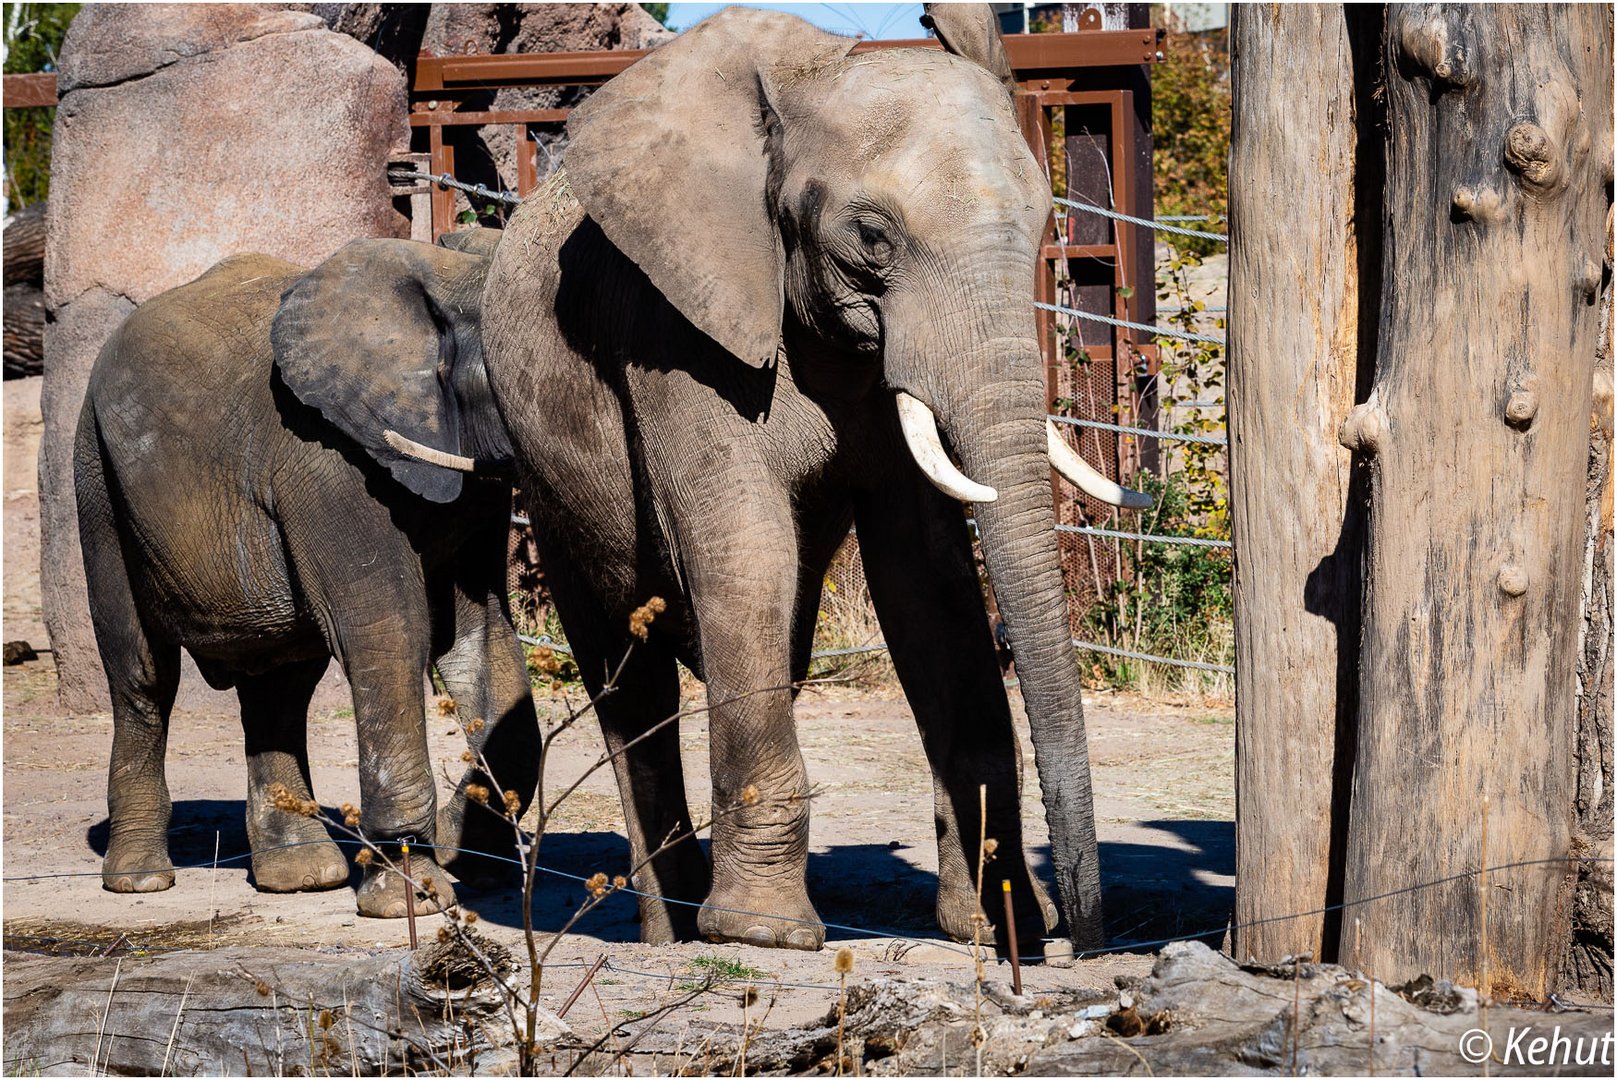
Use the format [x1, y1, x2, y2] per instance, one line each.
[75, 228, 535, 917]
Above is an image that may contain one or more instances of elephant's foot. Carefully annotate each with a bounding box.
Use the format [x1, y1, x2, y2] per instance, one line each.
[356, 861, 457, 919]
[251, 838, 349, 893]
[698, 882, 824, 951]
[102, 839, 176, 894]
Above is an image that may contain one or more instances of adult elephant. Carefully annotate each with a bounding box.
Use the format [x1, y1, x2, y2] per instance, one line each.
[75, 228, 537, 917]
[298, 5, 1147, 951]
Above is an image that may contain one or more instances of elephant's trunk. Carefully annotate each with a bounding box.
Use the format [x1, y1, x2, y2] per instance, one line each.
[891, 322, 1107, 949]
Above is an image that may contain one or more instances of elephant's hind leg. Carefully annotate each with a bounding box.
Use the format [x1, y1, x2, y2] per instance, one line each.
[431, 567, 541, 891]
[80, 425, 182, 895]
[237, 658, 349, 893]
[548, 553, 710, 944]
[590, 639, 710, 944]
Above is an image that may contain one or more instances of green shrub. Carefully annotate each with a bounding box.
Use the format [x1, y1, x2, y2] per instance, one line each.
[3, 3, 79, 208]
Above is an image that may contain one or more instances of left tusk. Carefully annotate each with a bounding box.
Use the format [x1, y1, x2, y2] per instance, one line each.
[895, 392, 998, 504]
[1046, 420, 1153, 509]
[384, 429, 479, 472]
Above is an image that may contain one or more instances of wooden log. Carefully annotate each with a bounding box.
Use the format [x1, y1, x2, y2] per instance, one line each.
[1227, 4, 1368, 964]
[1, 935, 569, 1076]
[3, 201, 46, 287]
[1563, 246, 1614, 1000]
[604, 943, 1617, 1076]
[1344, 4, 1613, 996]
[4, 283, 46, 379]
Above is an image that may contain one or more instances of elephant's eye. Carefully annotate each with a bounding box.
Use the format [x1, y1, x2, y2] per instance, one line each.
[856, 220, 894, 263]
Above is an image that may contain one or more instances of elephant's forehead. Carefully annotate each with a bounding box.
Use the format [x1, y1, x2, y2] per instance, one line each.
[780, 50, 1044, 208]
[801, 50, 1016, 143]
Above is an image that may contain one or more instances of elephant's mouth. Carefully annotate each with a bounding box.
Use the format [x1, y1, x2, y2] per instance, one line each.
[893, 391, 1151, 510]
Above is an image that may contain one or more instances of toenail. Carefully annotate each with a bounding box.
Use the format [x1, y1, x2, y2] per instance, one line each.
[785, 928, 823, 950]
[741, 925, 776, 947]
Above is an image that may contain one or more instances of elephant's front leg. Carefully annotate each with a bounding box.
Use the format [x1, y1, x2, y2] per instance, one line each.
[854, 478, 1058, 949]
[683, 500, 823, 950]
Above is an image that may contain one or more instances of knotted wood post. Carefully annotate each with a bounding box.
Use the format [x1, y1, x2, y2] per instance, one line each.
[1342, 3, 1612, 995]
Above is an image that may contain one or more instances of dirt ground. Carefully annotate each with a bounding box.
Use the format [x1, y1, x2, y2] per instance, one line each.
[2, 374, 1235, 1039]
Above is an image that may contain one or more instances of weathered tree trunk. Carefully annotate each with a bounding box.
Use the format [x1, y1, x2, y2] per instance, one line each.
[4, 283, 46, 379]
[611, 943, 1617, 1076]
[1563, 247, 1613, 999]
[1342, 4, 1613, 996]
[1, 939, 567, 1076]
[3, 201, 47, 287]
[1227, 4, 1369, 965]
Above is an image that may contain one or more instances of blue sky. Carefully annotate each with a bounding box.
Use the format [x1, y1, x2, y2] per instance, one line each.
[664, 3, 928, 39]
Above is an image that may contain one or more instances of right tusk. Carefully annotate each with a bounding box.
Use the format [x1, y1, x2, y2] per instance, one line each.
[895, 393, 998, 504]
[1046, 420, 1153, 509]
[383, 429, 479, 472]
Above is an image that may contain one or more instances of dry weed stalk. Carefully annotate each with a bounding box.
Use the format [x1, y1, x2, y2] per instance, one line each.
[970, 783, 998, 1078]
[93, 956, 123, 1076]
[266, 596, 838, 1075]
[159, 974, 193, 1077]
[834, 945, 855, 1075]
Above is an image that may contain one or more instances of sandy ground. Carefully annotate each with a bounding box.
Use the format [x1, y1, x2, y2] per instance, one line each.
[2, 374, 1235, 1038]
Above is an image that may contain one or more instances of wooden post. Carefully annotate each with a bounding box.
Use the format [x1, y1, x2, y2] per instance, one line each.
[1342, 4, 1612, 995]
[1227, 4, 1368, 965]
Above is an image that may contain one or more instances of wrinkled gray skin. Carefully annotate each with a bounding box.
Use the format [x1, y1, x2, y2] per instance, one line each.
[74, 231, 537, 918]
[484, 6, 1101, 951]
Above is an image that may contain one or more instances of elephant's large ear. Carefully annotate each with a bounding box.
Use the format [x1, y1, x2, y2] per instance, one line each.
[563, 7, 854, 368]
[272, 238, 511, 503]
[922, 3, 1016, 94]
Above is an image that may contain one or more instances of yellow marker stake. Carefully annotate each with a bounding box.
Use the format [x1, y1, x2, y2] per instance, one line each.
[1001, 879, 1022, 996]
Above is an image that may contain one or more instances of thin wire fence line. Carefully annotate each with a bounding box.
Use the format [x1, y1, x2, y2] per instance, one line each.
[1048, 414, 1227, 446]
[1071, 638, 1233, 674]
[1054, 195, 1229, 242]
[519, 632, 572, 655]
[393, 169, 523, 206]
[1156, 214, 1226, 224]
[1056, 523, 1232, 550]
[1035, 300, 1227, 346]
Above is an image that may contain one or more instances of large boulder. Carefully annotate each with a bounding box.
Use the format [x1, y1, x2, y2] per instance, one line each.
[40, 3, 409, 712]
[418, 3, 672, 202]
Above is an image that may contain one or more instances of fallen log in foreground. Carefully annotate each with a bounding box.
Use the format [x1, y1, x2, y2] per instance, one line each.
[2, 932, 568, 1076]
[603, 942, 1615, 1076]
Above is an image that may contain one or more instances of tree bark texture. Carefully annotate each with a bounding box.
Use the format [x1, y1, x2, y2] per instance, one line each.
[1226, 4, 1367, 965]
[609, 943, 1616, 1076]
[1562, 249, 1613, 999]
[3, 201, 47, 287]
[1342, 4, 1613, 997]
[4, 283, 46, 379]
[0, 941, 567, 1076]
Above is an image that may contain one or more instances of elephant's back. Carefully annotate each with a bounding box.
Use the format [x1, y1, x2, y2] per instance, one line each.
[90, 254, 301, 439]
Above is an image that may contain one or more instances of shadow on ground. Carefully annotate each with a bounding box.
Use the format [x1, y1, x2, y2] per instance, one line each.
[83, 803, 1232, 950]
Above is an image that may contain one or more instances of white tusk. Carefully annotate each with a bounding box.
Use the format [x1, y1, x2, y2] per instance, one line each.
[895, 393, 998, 504]
[383, 429, 479, 472]
[1046, 420, 1153, 509]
